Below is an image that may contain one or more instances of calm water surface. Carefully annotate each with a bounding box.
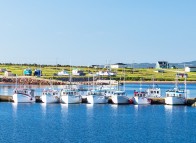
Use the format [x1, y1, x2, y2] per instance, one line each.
[0, 84, 196, 143]
[0, 103, 196, 143]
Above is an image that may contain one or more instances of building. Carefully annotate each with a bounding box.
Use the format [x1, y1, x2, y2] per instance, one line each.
[96, 71, 116, 76]
[0, 68, 6, 72]
[185, 67, 196, 72]
[155, 61, 169, 69]
[4, 71, 15, 77]
[96, 80, 118, 85]
[110, 63, 127, 69]
[57, 70, 69, 76]
[91, 65, 104, 68]
[23, 68, 32, 76]
[176, 73, 188, 78]
[34, 69, 42, 77]
[72, 69, 85, 76]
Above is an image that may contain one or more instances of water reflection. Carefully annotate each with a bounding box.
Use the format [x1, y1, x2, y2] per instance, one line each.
[86, 103, 93, 109]
[164, 105, 173, 113]
[41, 103, 47, 116]
[60, 104, 68, 117]
[12, 103, 18, 116]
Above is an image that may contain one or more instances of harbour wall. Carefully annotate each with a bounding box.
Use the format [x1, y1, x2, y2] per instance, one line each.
[1, 95, 196, 106]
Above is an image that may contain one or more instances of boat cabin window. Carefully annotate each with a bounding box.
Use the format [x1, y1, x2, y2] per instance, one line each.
[157, 91, 159, 94]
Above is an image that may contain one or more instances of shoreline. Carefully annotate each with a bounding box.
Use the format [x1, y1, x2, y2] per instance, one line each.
[1, 80, 196, 85]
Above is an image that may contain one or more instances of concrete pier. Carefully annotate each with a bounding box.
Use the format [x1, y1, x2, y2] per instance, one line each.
[0, 95, 196, 106]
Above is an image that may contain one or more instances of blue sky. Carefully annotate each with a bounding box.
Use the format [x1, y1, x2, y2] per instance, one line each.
[0, 0, 196, 65]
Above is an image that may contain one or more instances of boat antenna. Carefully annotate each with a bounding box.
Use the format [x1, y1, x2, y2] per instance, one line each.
[184, 73, 187, 102]
[69, 60, 72, 90]
[175, 74, 178, 90]
[93, 74, 95, 90]
[123, 68, 125, 91]
[139, 78, 142, 92]
[15, 74, 18, 89]
[152, 76, 155, 88]
[88, 65, 89, 91]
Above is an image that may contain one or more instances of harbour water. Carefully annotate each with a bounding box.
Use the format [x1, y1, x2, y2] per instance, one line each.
[0, 84, 196, 143]
[0, 103, 196, 143]
[0, 83, 196, 98]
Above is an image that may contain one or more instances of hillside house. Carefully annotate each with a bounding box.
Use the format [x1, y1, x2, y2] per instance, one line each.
[110, 63, 127, 69]
[155, 61, 169, 69]
[185, 67, 196, 72]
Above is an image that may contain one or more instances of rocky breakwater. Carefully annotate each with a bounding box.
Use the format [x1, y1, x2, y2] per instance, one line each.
[0, 76, 67, 85]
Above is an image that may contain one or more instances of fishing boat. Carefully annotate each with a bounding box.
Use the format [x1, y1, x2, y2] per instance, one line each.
[86, 89, 108, 104]
[110, 68, 130, 104]
[110, 90, 130, 104]
[132, 90, 151, 105]
[132, 79, 151, 105]
[12, 76, 35, 103]
[12, 88, 35, 103]
[146, 79, 161, 98]
[41, 88, 61, 103]
[165, 76, 187, 105]
[60, 88, 81, 104]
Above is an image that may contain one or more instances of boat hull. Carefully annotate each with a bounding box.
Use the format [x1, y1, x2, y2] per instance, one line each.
[111, 95, 130, 104]
[133, 96, 151, 105]
[61, 95, 81, 104]
[86, 95, 108, 104]
[41, 95, 60, 104]
[165, 97, 186, 105]
[12, 93, 35, 103]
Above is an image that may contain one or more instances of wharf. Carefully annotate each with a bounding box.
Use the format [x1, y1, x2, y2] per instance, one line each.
[1, 95, 196, 106]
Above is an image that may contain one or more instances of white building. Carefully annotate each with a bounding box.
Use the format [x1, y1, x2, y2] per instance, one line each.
[110, 63, 127, 69]
[155, 61, 169, 69]
[57, 70, 69, 76]
[185, 67, 196, 72]
[4, 71, 15, 77]
[96, 71, 116, 76]
[72, 69, 85, 76]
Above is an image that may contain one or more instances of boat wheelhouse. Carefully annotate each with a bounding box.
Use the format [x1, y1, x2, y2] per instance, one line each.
[41, 88, 61, 103]
[110, 90, 130, 104]
[165, 89, 186, 105]
[12, 88, 35, 103]
[86, 89, 108, 104]
[165, 76, 187, 105]
[132, 90, 151, 105]
[60, 89, 81, 104]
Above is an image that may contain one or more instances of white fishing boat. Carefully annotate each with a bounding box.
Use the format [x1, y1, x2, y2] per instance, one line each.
[12, 76, 35, 103]
[132, 79, 151, 105]
[41, 88, 61, 103]
[165, 76, 187, 105]
[86, 89, 108, 104]
[132, 90, 151, 105]
[110, 68, 130, 104]
[12, 88, 35, 103]
[146, 80, 161, 98]
[60, 89, 81, 104]
[110, 90, 130, 104]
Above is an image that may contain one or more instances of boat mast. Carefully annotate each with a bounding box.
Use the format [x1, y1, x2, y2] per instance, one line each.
[123, 68, 125, 91]
[69, 61, 72, 90]
[184, 75, 187, 101]
[88, 65, 89, 91]
[139, 78, 142, 92]
[152, 77, 155, 88]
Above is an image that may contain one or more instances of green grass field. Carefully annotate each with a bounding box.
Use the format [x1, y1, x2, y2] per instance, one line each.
[0, 64, 196, 82]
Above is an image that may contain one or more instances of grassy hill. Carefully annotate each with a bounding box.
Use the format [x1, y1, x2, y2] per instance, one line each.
[0, 64, 196, 82]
